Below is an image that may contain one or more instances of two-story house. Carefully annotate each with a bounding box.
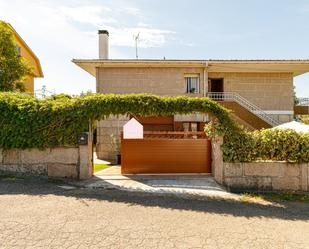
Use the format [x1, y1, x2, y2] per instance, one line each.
[73, 30, 309, 162]
[2, 21, 44, 93]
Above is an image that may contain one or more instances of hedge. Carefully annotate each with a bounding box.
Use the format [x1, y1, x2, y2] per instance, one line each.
[0, 92, 235, 149]
[2, 92, 308, 163]
[219, 126, 309, 163]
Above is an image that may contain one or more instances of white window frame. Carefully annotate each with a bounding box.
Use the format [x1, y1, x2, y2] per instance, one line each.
[185, 74, 200, 94]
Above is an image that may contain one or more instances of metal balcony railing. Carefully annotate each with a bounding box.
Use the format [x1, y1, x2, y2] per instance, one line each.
[143, 131, 207, 139]
[206, 92, 280, 127]
[298, 98, 309, 106]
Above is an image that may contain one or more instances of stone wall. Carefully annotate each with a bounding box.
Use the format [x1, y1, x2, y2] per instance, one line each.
[208, 72, 294, 112]
[97, 67, 206, 97]
[223, 162, 309, 191]
[211, 138, 309, 191]
[96, 115, 129, 163]
[97, 68, 293, 112]
[0, 145, 92, 180]
[209, 72, 294, 123]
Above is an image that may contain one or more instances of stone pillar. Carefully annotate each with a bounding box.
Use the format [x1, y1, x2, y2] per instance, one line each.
[78, 124, 94, 180]
[78, 145, 92, 180]
[211, 137, 224, 184]
[0, 149, 3, 164]
[301, 163, 309, 191]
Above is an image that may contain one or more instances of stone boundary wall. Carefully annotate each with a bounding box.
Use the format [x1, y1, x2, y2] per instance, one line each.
[223, 162, 309, 191]
[211, 137, 309, 191]
[0, 145, 92, 180]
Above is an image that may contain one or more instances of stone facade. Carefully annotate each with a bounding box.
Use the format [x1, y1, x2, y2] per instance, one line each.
[97, 67, 206, 97]
[208, 72, 294, 123]
[211, 138, 309, 192]
[96, 115, 129, 162]
[211, 137, 224, 184]
[96, 67, 294, 161]
[222, 162, 309, 191]
[208, 72, 294, 111]
[0, 146, 93, 180]
[97, 68, 293, 112]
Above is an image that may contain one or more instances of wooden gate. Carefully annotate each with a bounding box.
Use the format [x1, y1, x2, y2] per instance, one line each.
[121, 132, 211, 174]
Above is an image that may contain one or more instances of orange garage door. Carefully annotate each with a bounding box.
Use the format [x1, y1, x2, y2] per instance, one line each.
[121, 137, 211, 174]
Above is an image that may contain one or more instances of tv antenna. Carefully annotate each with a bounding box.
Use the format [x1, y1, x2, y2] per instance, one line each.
[133, 32, 140, 59]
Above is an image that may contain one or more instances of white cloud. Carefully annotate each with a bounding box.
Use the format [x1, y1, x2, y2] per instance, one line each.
[108, 27, 175, 48]
[59, 6, 116, 26]
[57, 4, 174, 48]
[137, 22, 150, 27]
[122, 7, 142, 17]
[0, 0, 176, 94]
[0, 0, 175, 52]
[0, 1, 99, 56]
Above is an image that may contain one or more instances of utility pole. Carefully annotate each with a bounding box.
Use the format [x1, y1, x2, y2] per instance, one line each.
[42, 85, 46, 99]
[133, 32, 140, 59]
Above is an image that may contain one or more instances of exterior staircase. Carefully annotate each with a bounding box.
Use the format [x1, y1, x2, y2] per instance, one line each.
[229, 113, 256, 131]
[207, 92, 280, 129]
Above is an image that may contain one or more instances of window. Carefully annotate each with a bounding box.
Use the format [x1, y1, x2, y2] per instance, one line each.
[16, 46, 21, 56]
[185, 74, 200, 94]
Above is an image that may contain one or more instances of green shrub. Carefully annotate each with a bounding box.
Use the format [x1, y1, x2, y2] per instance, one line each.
[221, 127, 309, 163]
[0, 92, 236, 149]
[3, 92, 307, 163]
[302, 115, 309, 125]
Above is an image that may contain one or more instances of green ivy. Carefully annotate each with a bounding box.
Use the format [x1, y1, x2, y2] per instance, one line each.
[0, 92, 236, 149]
[2, 92, 307, 163]
[221, 127, 309, 163]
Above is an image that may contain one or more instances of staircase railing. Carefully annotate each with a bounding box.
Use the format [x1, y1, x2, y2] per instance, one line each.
[206, 92, 279, 127]
[298, 98, 309, 106]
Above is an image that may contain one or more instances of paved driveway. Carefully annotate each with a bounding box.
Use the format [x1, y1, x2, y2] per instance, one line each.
[87, 166, 238, 200]
[0, 178, 309, 249]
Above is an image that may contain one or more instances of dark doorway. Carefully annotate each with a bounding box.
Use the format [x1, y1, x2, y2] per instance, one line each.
[209, 78, 224, 92]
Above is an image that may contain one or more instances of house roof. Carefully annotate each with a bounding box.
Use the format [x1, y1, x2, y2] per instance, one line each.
[72, 59, 309, 77]
[5, 22, 44, 77]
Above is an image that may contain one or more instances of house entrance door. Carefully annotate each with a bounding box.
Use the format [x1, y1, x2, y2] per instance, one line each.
[209, 78, 224, 92]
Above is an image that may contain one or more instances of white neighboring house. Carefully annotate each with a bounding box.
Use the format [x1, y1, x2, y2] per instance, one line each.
[123, 118, 143, 139]
[274, 121, 309, 133]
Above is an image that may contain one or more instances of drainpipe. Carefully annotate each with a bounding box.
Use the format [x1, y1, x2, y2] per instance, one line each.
[203, 62, 209, 97]
[203, 62, 210, 122]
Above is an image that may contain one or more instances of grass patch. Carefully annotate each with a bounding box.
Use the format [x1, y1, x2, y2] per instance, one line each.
[0, 173, 31, 181]
[241, 192, 309, 203]
[93, 164, 110, 173]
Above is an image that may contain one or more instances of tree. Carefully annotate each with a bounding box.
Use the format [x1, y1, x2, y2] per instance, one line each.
[302, 115, 309, 125]
[0, 21, 31, 92]
[293, 86, 299, 105]
[80, 89, 93, 96]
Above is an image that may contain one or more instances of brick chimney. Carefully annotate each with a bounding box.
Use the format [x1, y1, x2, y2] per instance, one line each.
[98, 30, 109, 59]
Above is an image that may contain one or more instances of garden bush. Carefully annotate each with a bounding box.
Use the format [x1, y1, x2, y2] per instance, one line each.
[220, 127, 309, 163]
[2, 92, 308, 163]
[0, 92, 235, 149]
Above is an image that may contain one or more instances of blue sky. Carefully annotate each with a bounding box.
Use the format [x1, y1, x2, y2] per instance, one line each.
[1, 0, 309, 97]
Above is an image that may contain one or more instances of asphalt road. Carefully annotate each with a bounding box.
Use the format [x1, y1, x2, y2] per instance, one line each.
[0, 178, 309, 249]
